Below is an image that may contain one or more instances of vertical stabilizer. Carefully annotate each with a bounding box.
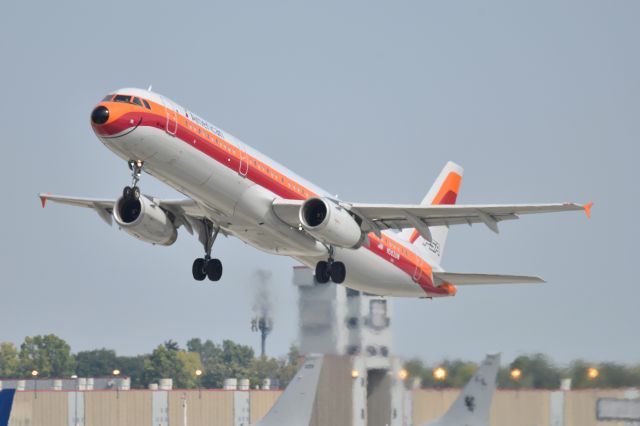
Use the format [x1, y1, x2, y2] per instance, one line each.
[399, 161, 464, 265]
[422, 354, 500, 426]
[254, 355, 323, 426]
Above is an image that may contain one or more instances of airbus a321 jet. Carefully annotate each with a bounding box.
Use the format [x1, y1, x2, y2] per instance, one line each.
[39, 88, 592, 298]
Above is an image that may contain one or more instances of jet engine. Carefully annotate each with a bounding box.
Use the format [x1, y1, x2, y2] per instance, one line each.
[113, 195, 178, 246]
[299, 197, 364, 249]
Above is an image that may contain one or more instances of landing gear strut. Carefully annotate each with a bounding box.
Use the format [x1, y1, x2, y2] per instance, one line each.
[123, 160, 143, 200]
[315, 247, 346, 284]
[192, 220, 223, 282]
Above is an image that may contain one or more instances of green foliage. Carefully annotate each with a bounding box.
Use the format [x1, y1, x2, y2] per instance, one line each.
[142, 344, 203, 389]
[187, 339, 299, 389]
[274, 345, 301, 388]
[116, 355, 146, 388]
[76, 349, 117, 377]
[6, 334, 639, 391]
[0, 342, 19, 378]
[188, 339, 254, 388]
[499, 354, 561, 389]
[19, 334, 75, 377]
[405, 353, 640, 390]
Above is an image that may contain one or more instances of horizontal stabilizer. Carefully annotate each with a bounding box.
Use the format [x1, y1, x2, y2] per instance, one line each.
[434, 272, 545, 285]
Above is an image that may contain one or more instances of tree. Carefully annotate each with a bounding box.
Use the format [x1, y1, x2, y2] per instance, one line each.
[188, 338, 255, 388]
[274, 345, 301, 388]
[116, 355, 146, 388]
[499, 354, 560, 389]
[75, 349, 117, 377]
[0, 342, 19, 378]
[142, 344, 202, 389]
[19, 335, 75, 377]
[440, 359, 478, 388]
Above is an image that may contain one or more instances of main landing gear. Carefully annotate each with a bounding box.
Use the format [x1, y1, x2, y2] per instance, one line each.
[192, 220, 223, 282]
[123, 160, 143, 200]
[315, 247, 346, 284]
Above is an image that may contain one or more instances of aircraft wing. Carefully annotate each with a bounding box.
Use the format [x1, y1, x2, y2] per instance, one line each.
[433, 272, 545, 285]
[272, 199, 592, 240]
[38, 193, 208, 235]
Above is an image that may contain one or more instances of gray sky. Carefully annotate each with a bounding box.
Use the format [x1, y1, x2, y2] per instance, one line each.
[1, 1, 637, 365]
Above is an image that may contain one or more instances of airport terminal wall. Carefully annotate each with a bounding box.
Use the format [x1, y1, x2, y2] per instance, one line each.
[4, 387, 632, 425]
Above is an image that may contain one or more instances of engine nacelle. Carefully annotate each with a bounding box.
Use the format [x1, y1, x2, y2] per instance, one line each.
[113, 195, 178, 246]
[299, 197, 363, 249]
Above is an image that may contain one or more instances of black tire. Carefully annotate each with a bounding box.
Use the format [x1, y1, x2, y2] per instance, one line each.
[206, 258, 223, 281]
[123, 186, 133, 199]
[315, 261, 330, 284]
[192, 258, 206, 281]
[132, 186, 141, 199]
[330, 261, 346, 284]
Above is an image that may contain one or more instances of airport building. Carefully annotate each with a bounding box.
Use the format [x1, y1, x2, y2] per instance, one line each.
[0, 267, 638, 425]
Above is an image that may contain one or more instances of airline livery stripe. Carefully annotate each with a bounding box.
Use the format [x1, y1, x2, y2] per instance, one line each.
[95, 99, 451, 295]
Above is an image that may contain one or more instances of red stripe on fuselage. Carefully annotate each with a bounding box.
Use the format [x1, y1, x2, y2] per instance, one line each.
[94, 106, 447, 296]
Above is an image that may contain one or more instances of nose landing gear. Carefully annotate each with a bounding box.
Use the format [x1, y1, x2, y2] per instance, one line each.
[315, 247, 346, 284]
[192, 220, 223, 282]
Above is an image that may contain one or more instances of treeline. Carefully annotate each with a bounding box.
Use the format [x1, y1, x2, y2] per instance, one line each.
[3, 336, 640, 390]
[0, 335, 299, 389]
[405, 353, 640, 389]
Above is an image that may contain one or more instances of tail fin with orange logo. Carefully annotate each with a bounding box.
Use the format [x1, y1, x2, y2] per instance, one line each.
[399, 161, 464, 265]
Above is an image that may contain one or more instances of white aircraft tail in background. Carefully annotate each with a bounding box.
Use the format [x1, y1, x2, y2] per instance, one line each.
[253, 355, 323, 426]
[421, 354, 500, 426]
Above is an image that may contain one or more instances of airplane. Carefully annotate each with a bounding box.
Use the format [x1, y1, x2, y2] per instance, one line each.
[39, 88, 592, 297]
[420, 353, 500, 426]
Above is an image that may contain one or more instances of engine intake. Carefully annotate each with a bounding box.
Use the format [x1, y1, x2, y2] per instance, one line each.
[113, 195, 177, 246]
[299, 197, 363, 249]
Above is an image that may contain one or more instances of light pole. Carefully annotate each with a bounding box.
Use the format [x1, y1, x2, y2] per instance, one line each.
[510, 368, 522, 381]
[112, 369, 121, 399]
[398, 368, 409, 381]
[195, 369, 203, 399]
[433, 367, 447, 388]
[31, 370, 39, 399]
[112, 369, 121, 424]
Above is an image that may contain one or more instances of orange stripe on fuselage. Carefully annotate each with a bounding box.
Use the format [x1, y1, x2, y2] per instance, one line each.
[92, 95, 450, 296]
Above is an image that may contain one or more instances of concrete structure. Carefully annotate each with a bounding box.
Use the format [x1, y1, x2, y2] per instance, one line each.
[294, 266, 393, 361]
[293, 266, 408, 426]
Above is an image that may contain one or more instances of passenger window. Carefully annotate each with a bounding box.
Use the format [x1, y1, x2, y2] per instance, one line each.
[102, 94, 113, 101]
[113, 95, 132, 103]
[132, 97, 143, 107]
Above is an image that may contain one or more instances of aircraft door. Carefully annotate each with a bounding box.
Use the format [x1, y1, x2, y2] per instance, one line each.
[238, 149, 249, 177]
[413, 256, 423, 282]
[162, 97, 178, 136]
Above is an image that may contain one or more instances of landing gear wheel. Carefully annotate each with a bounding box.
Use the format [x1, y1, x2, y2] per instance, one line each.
[192, 258, 206, 281]
[315, 261, 331, 284]
[192, 219, 222, 282]
[132, 186, 141, 199]
[206, 258, 223, 281]
[123, 186, 133, 199]
[330, 261, 346, 284]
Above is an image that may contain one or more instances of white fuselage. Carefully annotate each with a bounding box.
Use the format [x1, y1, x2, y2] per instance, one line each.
[97, 88, 431, 297]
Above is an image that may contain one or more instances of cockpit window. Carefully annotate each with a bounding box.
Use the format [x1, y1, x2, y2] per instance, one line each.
[102, 95, 113, 101]
[132, 97, 143, 107]
[113, 95, 132, 103]
[142, 99, 151, 109]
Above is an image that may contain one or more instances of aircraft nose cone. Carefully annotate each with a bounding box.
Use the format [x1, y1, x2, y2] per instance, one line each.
[91, 105, 109, 124]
